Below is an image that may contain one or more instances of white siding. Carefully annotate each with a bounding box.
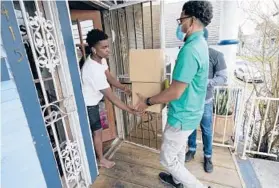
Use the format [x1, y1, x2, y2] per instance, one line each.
[164, 0, 222, 48]
[1, 37, 47, 188]
[142, 0, 222, 48]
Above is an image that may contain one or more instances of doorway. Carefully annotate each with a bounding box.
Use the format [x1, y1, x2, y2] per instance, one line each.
[68, 2, 117, 151]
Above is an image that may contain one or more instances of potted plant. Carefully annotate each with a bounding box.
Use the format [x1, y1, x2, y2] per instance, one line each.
[213, 88, 235, 143]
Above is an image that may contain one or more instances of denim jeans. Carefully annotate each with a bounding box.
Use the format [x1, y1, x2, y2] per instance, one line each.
[188, 102, 213, 157]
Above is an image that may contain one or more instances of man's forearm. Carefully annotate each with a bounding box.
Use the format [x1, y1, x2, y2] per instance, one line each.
[149, 88, 177, 105]
[106, 71, 125, 90]
[101, 88, 131, 112]
[149, 81, 187, 105]
[208, 69, 228, 87]
[110, 79, 125, 90]
[107, 95, 131, 112]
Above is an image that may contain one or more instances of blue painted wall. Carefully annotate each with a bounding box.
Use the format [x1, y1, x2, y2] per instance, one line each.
[1, 37, 47, 188]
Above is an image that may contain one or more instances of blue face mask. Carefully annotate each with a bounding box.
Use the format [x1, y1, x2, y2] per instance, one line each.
[176, 25, 186, 41]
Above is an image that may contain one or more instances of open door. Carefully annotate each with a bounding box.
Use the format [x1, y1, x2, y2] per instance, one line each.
[5, 0, 99, 186]
[70, 9, 117, 142]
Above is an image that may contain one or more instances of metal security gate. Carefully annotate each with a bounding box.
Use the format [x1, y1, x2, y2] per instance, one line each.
[102, 1, 164, 150]
[13, 1, 91, 187]
[103, 1, 245, 151]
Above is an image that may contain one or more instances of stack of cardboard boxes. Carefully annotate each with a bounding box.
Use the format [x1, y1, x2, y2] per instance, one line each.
[129, 49, 165, 113]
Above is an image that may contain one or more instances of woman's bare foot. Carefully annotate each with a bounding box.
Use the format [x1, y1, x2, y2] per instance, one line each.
[99, 158, 115, 169]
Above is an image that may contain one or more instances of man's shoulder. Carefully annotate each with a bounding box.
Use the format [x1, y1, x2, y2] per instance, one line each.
[182, 42, 204, 56]
[82, 60, 102, 77]
[209, 47, 223, 57]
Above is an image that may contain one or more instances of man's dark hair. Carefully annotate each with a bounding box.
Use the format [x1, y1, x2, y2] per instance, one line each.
[182, 1, 213, 27]
[86, 29, 108, 48]
[79, 29, 108, 69]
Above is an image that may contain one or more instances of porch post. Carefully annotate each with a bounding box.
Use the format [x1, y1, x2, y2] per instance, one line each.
[55, 0, 98, 183]
[218, 1, 240, 84]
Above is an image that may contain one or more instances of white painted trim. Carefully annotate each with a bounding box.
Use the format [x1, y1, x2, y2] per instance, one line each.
[51, 0, 97, 184]
[109, 0, 153, 10]
[230, 149, 246, 188]
[160, 0, 165, 49]
[124, 140, 160, 154]
[88, 0, 110, 9]
[18, 0, 50, 106]
[242, 97, 279, 159]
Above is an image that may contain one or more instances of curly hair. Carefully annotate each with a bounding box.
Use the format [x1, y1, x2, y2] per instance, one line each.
[86, 29, 108, 48]
[79, 29, 108, 69]
[182, 1, 213, 27]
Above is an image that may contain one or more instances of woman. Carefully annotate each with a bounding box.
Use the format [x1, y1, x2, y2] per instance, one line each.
[81, 29, 135, 168]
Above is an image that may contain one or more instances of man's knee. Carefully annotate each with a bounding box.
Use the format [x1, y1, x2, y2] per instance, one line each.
[201, 125, 212, 136]
[201, 117, 212, 135]
[160, 154, 172, 170]
[160, 148, 178, 171]
[93, 128, 102, 138]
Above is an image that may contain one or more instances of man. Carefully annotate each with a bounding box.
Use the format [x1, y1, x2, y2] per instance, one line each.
[185, 28, 228, 173]
[81, 29, 136, 169]
[135, 1, 213, 187]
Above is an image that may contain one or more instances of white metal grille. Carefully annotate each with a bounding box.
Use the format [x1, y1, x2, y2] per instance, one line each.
[242, 97, 279, 159]
[16, 1, 90, 187]
[207, 86, 244, 150]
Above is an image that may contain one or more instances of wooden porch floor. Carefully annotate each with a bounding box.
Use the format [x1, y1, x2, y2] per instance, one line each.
[92, 142, 243, 188]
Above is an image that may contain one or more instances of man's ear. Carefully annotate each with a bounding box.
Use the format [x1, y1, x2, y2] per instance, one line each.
[92, 47, 96, 54]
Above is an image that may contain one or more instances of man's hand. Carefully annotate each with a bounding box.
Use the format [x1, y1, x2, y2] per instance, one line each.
[134, 93, 148, 112]
[127, 105, 145, 116]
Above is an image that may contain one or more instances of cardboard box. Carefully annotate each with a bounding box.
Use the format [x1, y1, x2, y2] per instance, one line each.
[132, 82, 165, 113]
[129, 49, 165, 82]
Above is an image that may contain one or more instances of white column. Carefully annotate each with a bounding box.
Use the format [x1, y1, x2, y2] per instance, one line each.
[160, 0, 166, 50]
[160, 0, 168, 131]
[216, 0, 240, 85]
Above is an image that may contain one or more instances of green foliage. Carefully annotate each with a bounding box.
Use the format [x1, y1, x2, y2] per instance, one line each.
[213, 89, 233, 116]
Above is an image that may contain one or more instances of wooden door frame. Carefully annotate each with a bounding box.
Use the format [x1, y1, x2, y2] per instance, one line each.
[70, 9, 117, 142]
[70, 10, 102, 29]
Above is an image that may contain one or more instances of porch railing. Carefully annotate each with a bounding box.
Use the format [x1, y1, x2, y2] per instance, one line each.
[195, 86, 244, 151]
[242, 97, 279, 159]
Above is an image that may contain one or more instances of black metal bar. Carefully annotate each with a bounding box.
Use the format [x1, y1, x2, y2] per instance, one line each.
[148, 113, 151, 147]
[124, 7, 130, 50]
[141, 2, 145, 49]
[150, 1, 154, 49]
[132, 5, 137, 49]
[76, 19, 86, 60]
[116, 10, 124, 75]
[109, 11, 119, 75]
[155, 114, 158, 149]
[141, 116, 144, 145]
[134, 109, 137, 142]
